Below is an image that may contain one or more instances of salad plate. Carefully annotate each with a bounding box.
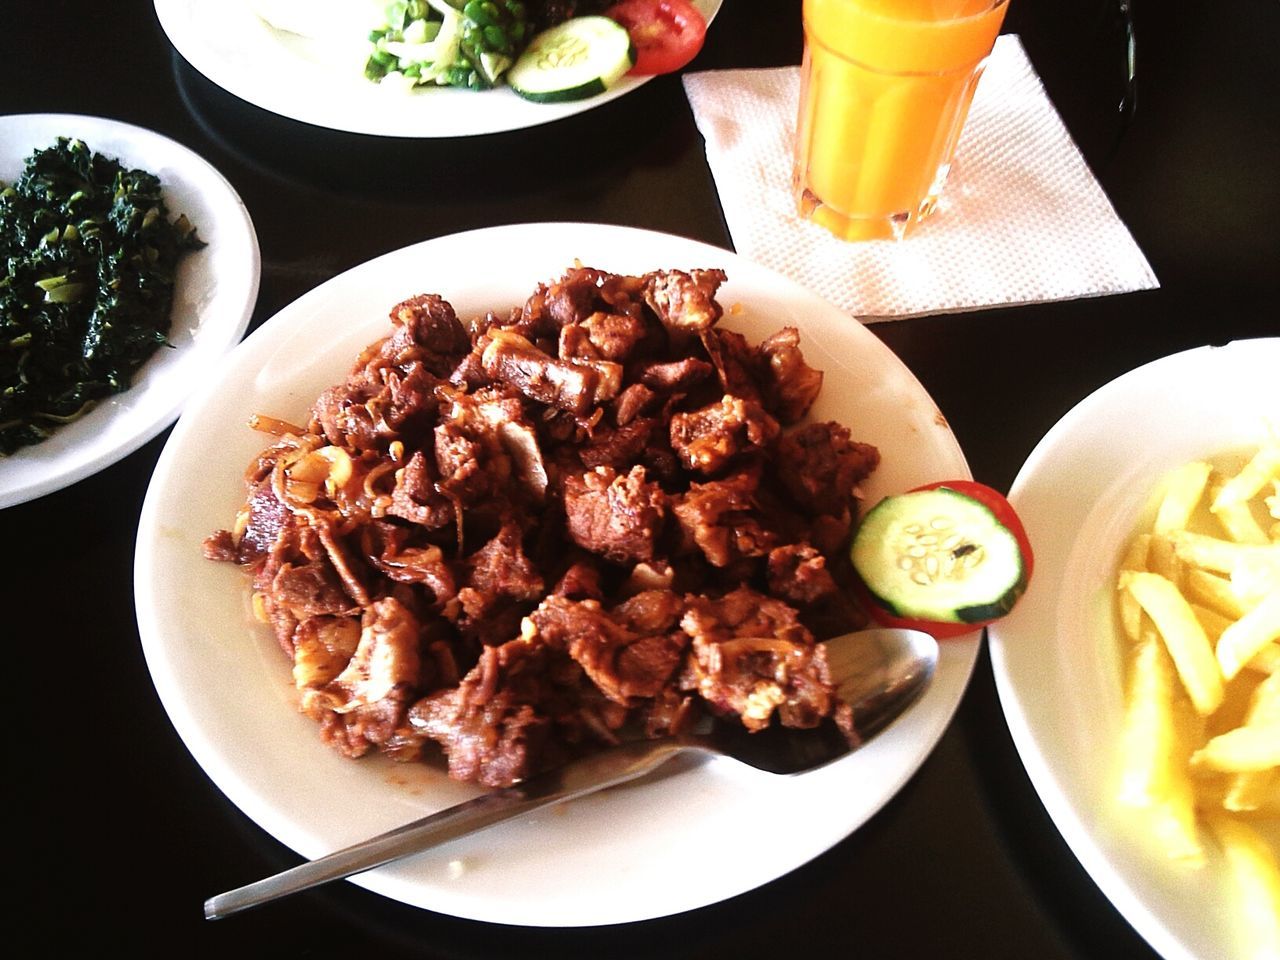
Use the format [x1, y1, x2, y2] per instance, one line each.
[153, 0, 722, 138]
[135, 222, 976, 925]
[988, 340, 1280, 960]
[0, 113, 260, 509]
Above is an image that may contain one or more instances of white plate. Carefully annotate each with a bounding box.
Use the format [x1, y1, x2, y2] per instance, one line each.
[135, 222, 976, 926]
[154, 0, 723, 138]
[0, 114, 260, 509]
[988, 340, 1280, 960]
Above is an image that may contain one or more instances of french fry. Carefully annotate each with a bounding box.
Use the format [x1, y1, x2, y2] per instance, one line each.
[1211, 444, 1280, 512]
[1171, 530, 1280, 577]
[1249, 671, 1280, 726]
[1148, 534, 1183, 586]
[1115, 445, 1280, 934]
[1209, 669, 1267, 735]
[1196, 770, 1280, 818]
[1218, 593, 1280, 680]
[1224, 768, 1280, 815]
[1209, 475, 1271, 545]
[1156, 461, 1212, 534]
[1186, 567, 1254, 620]
[1204, 816, 1280, 960]
[1247, 642, 1280, 675]
[1219, 506, 1270, 546]
[1193, 673, 1280, 772]
[1122, 570, 1225, 715]
[1192, 603, 1234, 643]
[1118, 635, 1204, 863]
[1118, 534, 1151, 642]
[1192, 725, 1280, 772]
[1231, 555, 1280, 608]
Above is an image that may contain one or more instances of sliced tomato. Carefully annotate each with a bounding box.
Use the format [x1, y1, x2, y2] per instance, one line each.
[854, 480, 1034, 640]
[604, 0, 707, 75]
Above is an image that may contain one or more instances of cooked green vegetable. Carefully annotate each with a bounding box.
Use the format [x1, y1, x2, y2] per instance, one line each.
[0, 137, 203, 455]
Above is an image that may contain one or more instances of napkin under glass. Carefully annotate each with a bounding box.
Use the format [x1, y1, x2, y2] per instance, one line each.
[682, 35, 1158, 321]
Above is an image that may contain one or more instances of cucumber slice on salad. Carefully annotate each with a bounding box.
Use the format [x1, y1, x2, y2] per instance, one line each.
[850, 485, 1028, 625]
[507, 16, 636, 103]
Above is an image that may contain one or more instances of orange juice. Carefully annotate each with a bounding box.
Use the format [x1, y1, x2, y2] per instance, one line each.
[794, 0, 1009, 240]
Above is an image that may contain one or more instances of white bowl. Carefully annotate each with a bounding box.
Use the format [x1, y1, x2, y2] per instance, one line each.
[135, 222, 978, 925]
[154, 0, 723, 137]
[988, 339, 1280, 960]
[0, 113, 259, 507]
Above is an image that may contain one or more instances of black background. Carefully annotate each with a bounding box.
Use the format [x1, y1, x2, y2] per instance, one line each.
[4, 1, 1277, 956]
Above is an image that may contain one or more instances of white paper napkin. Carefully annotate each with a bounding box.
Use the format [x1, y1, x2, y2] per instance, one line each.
[682, 35, 1158, 321]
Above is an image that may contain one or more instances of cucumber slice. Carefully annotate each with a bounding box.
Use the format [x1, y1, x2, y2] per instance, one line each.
[850, 486, 1027, 624]
[507, 16, 636, 104]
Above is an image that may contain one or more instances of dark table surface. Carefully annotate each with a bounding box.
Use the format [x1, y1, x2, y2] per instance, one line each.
[5, 0, 1277, 956]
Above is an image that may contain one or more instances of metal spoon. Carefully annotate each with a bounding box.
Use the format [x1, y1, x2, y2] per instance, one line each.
[204, 626, 938, 920]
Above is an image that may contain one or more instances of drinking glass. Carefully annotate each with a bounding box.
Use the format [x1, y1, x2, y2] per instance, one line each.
[794, 0, 1011, 241]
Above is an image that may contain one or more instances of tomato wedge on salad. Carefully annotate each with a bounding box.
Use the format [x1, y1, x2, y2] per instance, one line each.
[604, 0, 708, 75]
[849, 480, 1034, 639]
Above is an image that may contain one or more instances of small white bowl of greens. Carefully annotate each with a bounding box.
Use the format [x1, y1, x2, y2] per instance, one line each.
[0, 114, 259, 508]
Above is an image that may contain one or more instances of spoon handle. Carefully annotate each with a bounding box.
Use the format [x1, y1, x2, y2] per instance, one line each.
[204, 739, 687, 920]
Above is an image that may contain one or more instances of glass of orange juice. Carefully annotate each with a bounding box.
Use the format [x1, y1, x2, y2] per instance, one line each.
[794, 0, 1010, 241]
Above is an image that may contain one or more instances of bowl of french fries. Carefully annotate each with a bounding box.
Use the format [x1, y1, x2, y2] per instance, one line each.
[988, 339, 1279, 960]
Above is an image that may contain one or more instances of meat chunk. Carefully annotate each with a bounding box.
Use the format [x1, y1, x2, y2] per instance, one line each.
[679, 587, 839, 730]
[560, 311, 649, 362]
[306, 298, 465, 450]
[776, 421, 881, 516]
[756, 327, 823, 424]
[270, 560, 355, 621]
[539, 269, 603, 328]
[669, 395, 780, 475]
[672, 467, 777, 567]
[578, 417, 657, 471]
[302, 598, 424, 755]
[613, 383, 656, 426]
[447, 347, 489, 390]
[238, 476, 291, 562]
[451, 522, 546, 645]
[384, 293, 471, 373]
[637, 357, 714, 395]
[376, 362, 444, 441]
[330, 597, 423, 709]
[407, 632, 623, 787]
[528, 592, 688, 705]
[524, 265, 645, 332]
[387, 450, 454, 528]
[364, 521, 457, 608]
[563, 465, 666, 564]
[407, 638, 559, 787]
[310, 373, 384, 452]
[201, 529, 237, 563]
[462, 521, 545, 604]
[433, 390, 547, 507]
[481, 329, 621, 416]
[291, 615, 361, 695]
[309, 363, 432, 451]
[643, 268, 728, 340]
[701, 328, 763, 403]
[551, 558, 605, 601]
[766, 543, 838, 605]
